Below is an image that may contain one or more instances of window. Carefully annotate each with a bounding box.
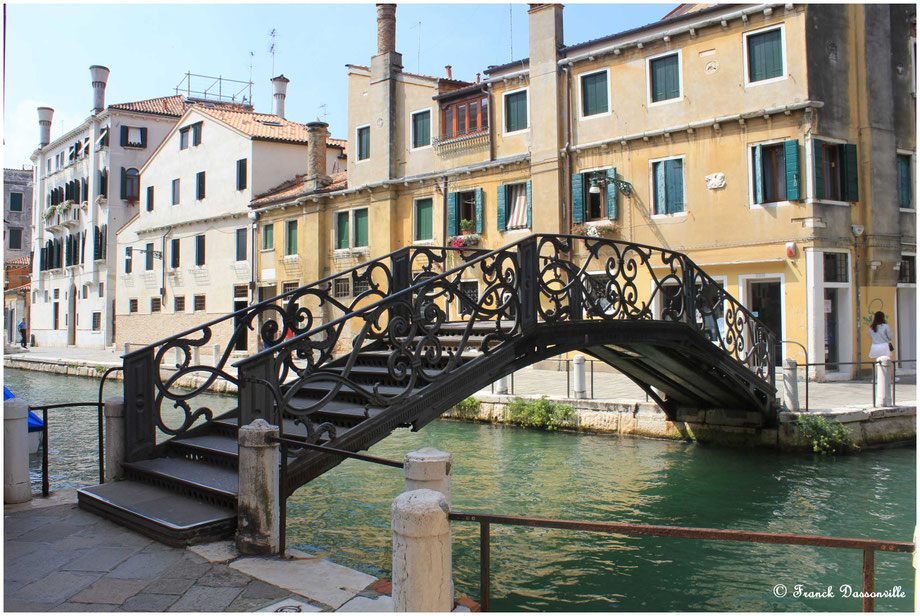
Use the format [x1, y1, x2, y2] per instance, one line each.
[900, 255, 916, 284]
[151, 297, 162, 313]
[285, 220, 297, 255]
[335, 208, 369, 248]
[752, 140, 800, 204]
[174, 296, 186, 312]
[898, 154, 913, 209]
[125, 247, 132, 274]
[54, 288, 60, 299]
[415, 198, 433, 240]
[236, 228, 247, 262]
[9, 229, 22, 250]
[99, 282, 104, 298]
[171, 179, 180, 205]
[146, 186, 154, 212]
[120, 126, 147, 148]
[572, 171, 619, 223]
[262, 223, 274, 250]
[191, 122, 202, 146]
[813, 140, 858, 202]
[459, 281, 479, 316]
[196, 171, 206, 200]
[282, 281, 299, 294]
[170, 238, 180, 269]
[440, 94, 489, 139]
[447, 189, 484, 235]
[745, 26, 785, 84]
[83, 286, 89, 299]
[649, 52, 680, 103]
[411, 110, 431, 149]
[236, 158, 247, 190]
[357, 126, 370, 161]
[581, 70, 609, 116]
[504, 90, 528, 133]
[824, 252, 849, 283]
[336, 212, 349, 249]
[195, 234, 205, 266]
[99, 169, 108, 199]
[129, 299, 138, 313]
[333, 278, 350, 298]
[193, 294, 206, 311]
[353, 277, 370, 296]
[651, 158, 685, 215]
[9, 192, 23, 211]
[92, 312, 101, 331]
[122, 168, 140, 201]
[353, 208, 368, 248]
[145, 243, 154, 270]
[179, 127, 189, 150]
[497, 182, 532, 230]
[234, 285, 249, 299]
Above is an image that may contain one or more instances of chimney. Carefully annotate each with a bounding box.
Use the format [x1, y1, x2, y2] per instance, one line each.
[37, 107, 54, 147]
[306, 120, 331, 190]
[445, 65, 453, 79]
[271, 75, 290, 119]
[377, 4, 397, 55]
[89, 65, 110, 113]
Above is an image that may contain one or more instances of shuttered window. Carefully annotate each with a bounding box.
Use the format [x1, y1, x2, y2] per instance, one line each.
[415, 198, 433, 240]
[236, 228, 247, 262]
[196, 172, 206, 200]
[263, 224, 274, 251]
[171, 238, 180, 269]
[171, 179, 180, 205]
[9, 192, 22, 211]
[812, 140, 859, 202]
[650, 53, 680, 102]
[581, 71, 609, 116]
[357, 126, 370, 160]
[191, 123, 202, 146]
[195, 235, 205, 266]
[146, 186, 154, 212]
[747, 28, 784, 83]
[353, 208, 369, 248]
[285, 220, 298, 255]
[145, 243, 154, 271]
[412, 111, 430, 148]
[237, 158, 247, 190]
[752, 141, 801, 204]
[336, 212, 349, 249]
[897, 154, 913, 209]
[179, 128, 189, 150]
[652, 158, 685, 214]
[504, 90, 528, 133]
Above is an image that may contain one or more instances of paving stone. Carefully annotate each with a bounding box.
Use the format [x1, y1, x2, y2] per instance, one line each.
[143, 577, 196, 596]
[231, 555, 375, 609]
[89, 529, 153, 549]
[5, 547, 85, 582]
[4, 539, 43, 560]
[188, 539, 239, 563]
[198, 565, 252, 588]
[3, 514, 57, 538]
[119, 592, 180, 612]
[58, 506, 105, 525]
[338, 595, 395, 612]
[55, 602, 119, 611]
[62, 546, 139, 572]
[8, 570, 103, 605]
[52, 533, 108, 550]
[107, 549, 185, 580]
[69, 578, 149, 604]
[258, 598, 323, 612]
[166, 585, 243, 611]
[227, 596, 282, 612]
[16, 522, 84, 544]
[241, 579, 292, 600]
[1, 599, 61, 612]
[165, 555, 212, 578]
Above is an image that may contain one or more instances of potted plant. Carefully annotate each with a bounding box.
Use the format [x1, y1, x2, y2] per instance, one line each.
[460, 219, 474, 235]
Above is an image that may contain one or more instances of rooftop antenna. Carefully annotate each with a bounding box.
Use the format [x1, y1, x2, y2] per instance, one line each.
[318, 103, 328, 123]
[409, 21, 421, 73]
[509, 4, 514, 61]
[268, 28, 279, 76]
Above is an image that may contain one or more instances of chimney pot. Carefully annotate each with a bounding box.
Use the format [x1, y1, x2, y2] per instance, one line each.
[37, 107, 54, 147]
[476, 73, 481, 84]
[445, 65, 453, 79]
[376, 4, 397, 55]
[271, 74, 290, 118]
[89, 65, 110, 113]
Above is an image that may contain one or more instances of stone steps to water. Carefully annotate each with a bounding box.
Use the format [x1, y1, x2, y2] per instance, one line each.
[124, 457, 239, 502]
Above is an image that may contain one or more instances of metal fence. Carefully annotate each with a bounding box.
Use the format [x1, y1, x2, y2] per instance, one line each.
[793, 359, 915, 412]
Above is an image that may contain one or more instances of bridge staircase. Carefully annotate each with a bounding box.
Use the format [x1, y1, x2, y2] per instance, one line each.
[78, 235, 778, 546]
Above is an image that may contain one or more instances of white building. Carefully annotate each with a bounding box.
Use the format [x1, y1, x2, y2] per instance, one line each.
[29, 66, 190, 348]
[115, 76, 345, 350]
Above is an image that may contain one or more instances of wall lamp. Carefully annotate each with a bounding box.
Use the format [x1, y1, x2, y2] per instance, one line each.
[587, 170, 633, 197]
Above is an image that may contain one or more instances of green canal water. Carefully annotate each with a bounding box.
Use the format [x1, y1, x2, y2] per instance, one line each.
[5, 367, 916, 611]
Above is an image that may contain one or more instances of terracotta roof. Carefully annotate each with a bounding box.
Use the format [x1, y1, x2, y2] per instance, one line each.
[191, 105, 346, 147]
[109, 95, 189, 117]
[252, 172, 348, 207]
[4, 282, 31, 294]
[4, 255, 31, 268]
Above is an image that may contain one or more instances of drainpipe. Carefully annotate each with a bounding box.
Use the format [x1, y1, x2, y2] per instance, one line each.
[161, 229, 170, 303]
[485, 84, 495, 162]
[561, 65, 573, 233]
[441, 176, 449, 262]
[249, 211, 258, 304]
[853, 227, 863, 375]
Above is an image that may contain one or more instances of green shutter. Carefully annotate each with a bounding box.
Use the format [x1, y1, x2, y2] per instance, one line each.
[496, 185, 507, 231]
[652, 55, 679, 102]
[474, 188, 483, 234]
[605, 168, 618, 219]
[813, 139, 825, 200]
[447, 192, 458, 236]
[413, 112, 430, 148]
[898, 155, 912, 208]
[582, 72, 608, 116]
[506, 92, 527, 132]
[748, 29, 783, 82]
[654, 162, 667, 214]
[753, 145, 765, 204]
[336, 212, 349, 249]
[572, 173, 584, 223]
[526, 180, 533, 228]
[842, 143, 859, 202]
[354, 209, 369, 247]
[665, 159, 684, 213]
[416, 198, 433, 240]
[783, 140, 801, 201]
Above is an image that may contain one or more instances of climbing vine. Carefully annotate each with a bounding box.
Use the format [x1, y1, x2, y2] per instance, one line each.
[796, 414, 859, 455]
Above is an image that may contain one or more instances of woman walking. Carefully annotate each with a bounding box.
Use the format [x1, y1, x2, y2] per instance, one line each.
[868, 311, 894, 359]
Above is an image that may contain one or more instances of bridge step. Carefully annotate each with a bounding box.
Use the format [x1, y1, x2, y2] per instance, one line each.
[124, 457, 239, 503]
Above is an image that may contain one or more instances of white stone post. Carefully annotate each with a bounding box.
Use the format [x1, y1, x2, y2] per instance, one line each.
[404, 448, 452, 504]
[875, 356, 893, 407]
[192, 345, 200, 365]
[391, 489, 453, 612]
[495, 375, 509, 395]
[236, 419, 280, 555]
[213, 344, 221, 365]
[123, 342, 130, 355]
[104, 396, 125, 482]
[573, 354, 587, 399]
[783, 358, 799, 412]
[4, 398, 32, 503]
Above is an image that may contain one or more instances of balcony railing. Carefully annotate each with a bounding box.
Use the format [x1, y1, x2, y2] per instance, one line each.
[433, 129, 490, 155]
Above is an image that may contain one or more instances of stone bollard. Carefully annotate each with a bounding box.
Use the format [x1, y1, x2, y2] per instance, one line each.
[391, 489, 453, 612]
[573, 354, 587, 399]
[192, 345, 200, 365]
[875, 356, 893, 407]
[104, 397, 126, 482]
[495, 375, 509, 395]
[123, 342, 130, 355]
[4, 398, 32, 503]
[213, 344, 221, 365]
[783, 358, 799, 411]
[404, 448, 452, 504]
[236, 419, 280, 555]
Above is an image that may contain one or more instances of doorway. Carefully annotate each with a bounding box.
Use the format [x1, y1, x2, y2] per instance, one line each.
[233, 300, 248, 351]
[897, 287, 916, 370]
[748, 280, 782, 366]
[67, 284, 77, 345]
[824, 288, 841, 371]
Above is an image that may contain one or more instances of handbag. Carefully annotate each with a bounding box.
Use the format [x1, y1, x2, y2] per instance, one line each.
[888, 342, 894, 352]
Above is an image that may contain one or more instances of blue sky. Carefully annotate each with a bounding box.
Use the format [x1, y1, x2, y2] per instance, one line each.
[4, 2, 674, 168]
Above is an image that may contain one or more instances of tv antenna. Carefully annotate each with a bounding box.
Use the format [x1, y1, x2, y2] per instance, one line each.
[509, 4, 514, 61]
[268, 28, 279, 76]
[409, 21, 421, 73]
[318, 104, 328, 123]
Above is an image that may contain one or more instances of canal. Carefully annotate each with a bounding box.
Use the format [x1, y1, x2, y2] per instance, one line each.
[5, 367, 915, 611]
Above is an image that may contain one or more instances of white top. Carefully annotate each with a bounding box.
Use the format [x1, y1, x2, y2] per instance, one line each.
[869, 323, 893, 345]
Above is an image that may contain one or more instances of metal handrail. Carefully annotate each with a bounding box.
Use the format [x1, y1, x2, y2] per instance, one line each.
[448, 511, 915, 612]
[28, 402, 104, 497]
[791, 359, 915, 411]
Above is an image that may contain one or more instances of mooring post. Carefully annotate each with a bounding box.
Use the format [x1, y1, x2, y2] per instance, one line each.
[404, 447, 452, 504]
[192, 345, 200, 365]
[4, 398, 32, 504]
[213, 343, 220, 365]
[573, 354, 587, 399]
[782, 358, 799, 411]
[104, 396, 126, 482]
[236, 419, 280, 555]
[875, 356, 892, 407]
[495, 375, 509, 395]
[391, 489, 453, 612]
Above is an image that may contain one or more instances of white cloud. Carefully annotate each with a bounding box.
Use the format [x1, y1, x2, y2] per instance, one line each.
[3, 99, 86, 170]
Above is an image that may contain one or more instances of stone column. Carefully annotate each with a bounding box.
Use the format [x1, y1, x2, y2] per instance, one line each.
[875, 356, 893, 407]
[404, 448, 451, 504]
[782, 358, 799, 412]
[573, 354, 587, 399]
[213, 344, 220, 365]
[495, 375, 509, 395]
[4, 398, 32, 503]
[104, 396, 125, 482]
[236, 419, 280, 555]
[391, 489, 453, 612]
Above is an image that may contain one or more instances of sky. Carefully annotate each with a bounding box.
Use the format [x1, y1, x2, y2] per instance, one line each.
[3, 2, 675, 169]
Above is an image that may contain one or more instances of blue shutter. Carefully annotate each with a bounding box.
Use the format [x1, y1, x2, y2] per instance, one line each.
[753, 145, 764, 204]
[665, 159, 683, 213]
[120, 167, 127, 200]
[526, 180, 533, 228]
[605, 168, 618, 219]
[784, 140, 800, 201]
[447, 192, 458, 236]
[898, 155, 912, 208]
[496, 185, 507, 231]
[139, 127, 148, 148]
[120, 126, 129, 147]
[812, 139, 825, 200]
[654, 162, 667, 214]
[572, 173, 584, 223]
[474, 188, 483, 234]
[842, 143, 859, 202]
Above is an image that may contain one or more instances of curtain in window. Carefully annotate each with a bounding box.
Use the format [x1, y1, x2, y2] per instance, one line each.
[507, 184, 528, 229]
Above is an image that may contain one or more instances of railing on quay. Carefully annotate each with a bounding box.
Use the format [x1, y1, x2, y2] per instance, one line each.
[489, 358, 599, 399]
[448, 511, 915, 612]
[793, 359, 915, 411]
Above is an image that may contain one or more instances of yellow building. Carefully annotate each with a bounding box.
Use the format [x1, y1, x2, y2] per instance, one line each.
[253, 3, 916, 381]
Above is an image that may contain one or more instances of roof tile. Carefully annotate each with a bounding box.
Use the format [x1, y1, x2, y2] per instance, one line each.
[252, 171, 348, 207]
[191, 104, 346, 147]
[108, 95, 190, 117]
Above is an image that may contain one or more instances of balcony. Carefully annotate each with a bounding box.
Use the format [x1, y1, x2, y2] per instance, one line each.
[433, 130, 490, 156]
